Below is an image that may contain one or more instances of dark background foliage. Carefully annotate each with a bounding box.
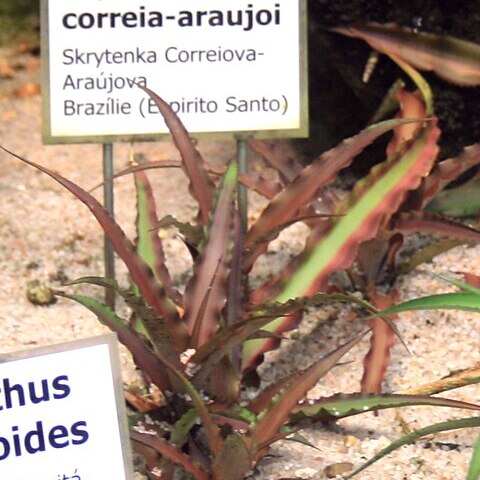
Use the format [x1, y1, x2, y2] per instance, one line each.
[304, 0, 480, 171]
[0, 0, 38, 16]
[0, 0, 38, 46]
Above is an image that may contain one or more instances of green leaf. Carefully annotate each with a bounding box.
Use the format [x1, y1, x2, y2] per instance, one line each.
[344, 416, 480, 479]
[376, 292, 480, 316]
[389, 54, 433, 114]
[434, 273, 480, 295]
[134, 169, 181, 304]
[170, 408, 199, 447]
[467, 433, 480, 480]
[290, 393, 480, 423]
[427, 171, 480, 217]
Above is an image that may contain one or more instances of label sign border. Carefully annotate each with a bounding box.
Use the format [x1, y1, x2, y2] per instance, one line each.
[41, 0, 308, 145]
[0, 334, 134, 479]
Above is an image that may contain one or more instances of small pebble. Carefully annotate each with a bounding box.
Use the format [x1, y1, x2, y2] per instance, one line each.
[26, 280, 56, 305]
[343, 435, 360, 448]
[324, 462, 354, 478]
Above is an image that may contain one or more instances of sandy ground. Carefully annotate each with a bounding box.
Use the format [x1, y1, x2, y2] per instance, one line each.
[1, 54, 480, 480]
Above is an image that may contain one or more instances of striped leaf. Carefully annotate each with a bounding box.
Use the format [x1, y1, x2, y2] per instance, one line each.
[134, 169, 182, 305]
[291, 393, 480, 423]
[243, 113, 440, 370]
[243, 118, 420, 272]
[139, 86, 215, 225]
[183, 162, 238, 348]
[66, 276, 180, 364]
[1, 146, 188, 352]
[333, 23, 480, 86]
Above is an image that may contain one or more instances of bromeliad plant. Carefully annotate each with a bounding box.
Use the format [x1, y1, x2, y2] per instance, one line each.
[296, 23, 480, 397]
[247, 94, 480, 398]
[3, 41, 480, 479]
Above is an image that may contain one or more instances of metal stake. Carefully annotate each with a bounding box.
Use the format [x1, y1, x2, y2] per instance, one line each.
[237, 138, 248, 234]
[103, 143, 115, 308]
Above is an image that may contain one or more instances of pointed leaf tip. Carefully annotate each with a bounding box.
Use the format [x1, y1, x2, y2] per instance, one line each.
[138, 86, 215, 225]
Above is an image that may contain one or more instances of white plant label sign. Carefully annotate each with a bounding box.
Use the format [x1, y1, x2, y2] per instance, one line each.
[41, 0, 308, 143]
[0, 335, 133, 480]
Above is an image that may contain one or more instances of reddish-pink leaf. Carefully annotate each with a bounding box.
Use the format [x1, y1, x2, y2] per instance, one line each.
[243, 118, 417, 272]
[387, 90, 425, 156]
[183, 163, 238, 348]
[405, 143, 480, 210]
[361, 289, 398, 394]
[1, 146, 188, 352]
[392, 211, 480, 242]
[139, 86, 215, 225]
[250, 332, 367, 449]
[93, 159, 280, 201]
[131, 431, 209, 480]
[459, 272, 480, 289]
[246, 369, 304, 415]
[332, 23, 480, 86]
